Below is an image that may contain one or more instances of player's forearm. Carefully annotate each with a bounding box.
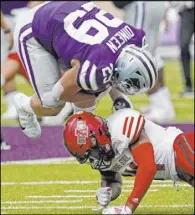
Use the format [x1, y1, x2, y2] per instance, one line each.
[127, 142, 157, 213]
[59, 59, 96, 103]
[126, 165, 156, 212]
[101, 171, 122, 201]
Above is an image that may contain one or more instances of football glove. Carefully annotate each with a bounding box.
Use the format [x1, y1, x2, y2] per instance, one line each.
[113, 96, 133, 111]
[96, 187, 112, 207]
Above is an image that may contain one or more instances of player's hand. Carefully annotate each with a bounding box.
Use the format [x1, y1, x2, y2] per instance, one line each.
[113, 96, 133, 110]
[102, 205, 132, 214]
[96, 187, 112, 207]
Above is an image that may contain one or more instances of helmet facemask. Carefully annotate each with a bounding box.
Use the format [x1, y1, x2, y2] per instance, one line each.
[114, 69, 149, 95]
[87, 133, 115, 170]
[76, 124, 115, 171]
[113, 45, 157, 95]
[75, 149, 91, 164]
[80, 133, 115, 170]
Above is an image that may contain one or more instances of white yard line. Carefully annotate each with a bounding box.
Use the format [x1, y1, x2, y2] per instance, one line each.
[141, 205, 194, 208]
[64, 190, 97, 193]
[123, 184, 190, 188]
[26, 195, 96, 198]
[1, 179, 179, 186]
[123, 180, 174, 183]
[1, 180, 99, 186]
[64, 189, 158, 193]
[25, 191, 159, 199]
[1, 157, 75, 165]
[2, 206, 95, 210]
[2, 204, 194, 210]
[1, 200, 82, 204]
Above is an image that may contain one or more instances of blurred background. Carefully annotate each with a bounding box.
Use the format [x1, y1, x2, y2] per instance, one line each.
[1, 1, 194, 159]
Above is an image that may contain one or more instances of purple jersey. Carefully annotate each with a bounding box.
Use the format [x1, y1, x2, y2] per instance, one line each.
[32, 1, 145, 93]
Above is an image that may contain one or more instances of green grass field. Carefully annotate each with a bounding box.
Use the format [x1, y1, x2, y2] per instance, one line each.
[1, 60, 194, 214]
[1, 60, 194, 125]
[1, 160, 194, 214]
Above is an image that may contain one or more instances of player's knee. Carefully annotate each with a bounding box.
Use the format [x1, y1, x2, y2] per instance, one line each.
[41, 91, 64, 109]
[177, 167, 194, 187]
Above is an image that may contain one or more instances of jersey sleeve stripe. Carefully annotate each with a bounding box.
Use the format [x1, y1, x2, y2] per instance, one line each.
[89, 64, 98, 91]
[122, 117, 129, 136]
[78, 60, 91, 90]
[132, 115, 142, 141]
[135, 116, 145, 140]
[127, 117, 134, 138]
[132, 115, 145, 143]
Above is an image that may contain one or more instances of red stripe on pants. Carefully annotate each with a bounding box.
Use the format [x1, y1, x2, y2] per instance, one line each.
[173, 132, 194, 176]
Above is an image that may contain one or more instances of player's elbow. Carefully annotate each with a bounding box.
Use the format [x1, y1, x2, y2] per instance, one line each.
[144, 163, 157, 175]
[140, 158, 157, 175]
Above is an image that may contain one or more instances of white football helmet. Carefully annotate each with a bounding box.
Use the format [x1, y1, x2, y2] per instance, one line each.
[113, 45, 158, 95]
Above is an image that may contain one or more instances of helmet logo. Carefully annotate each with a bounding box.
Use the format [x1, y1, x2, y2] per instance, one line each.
[75, 120, 88, 146]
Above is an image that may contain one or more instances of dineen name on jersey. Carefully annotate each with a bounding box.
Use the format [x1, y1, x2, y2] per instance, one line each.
[106, 25, 134, 53]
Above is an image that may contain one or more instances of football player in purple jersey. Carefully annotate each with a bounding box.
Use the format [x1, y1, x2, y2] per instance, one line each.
[13, 1, 157, 139]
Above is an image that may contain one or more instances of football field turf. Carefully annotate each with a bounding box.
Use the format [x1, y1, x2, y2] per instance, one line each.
[1, 160, 194, 215]
[1, 60, 194, 214]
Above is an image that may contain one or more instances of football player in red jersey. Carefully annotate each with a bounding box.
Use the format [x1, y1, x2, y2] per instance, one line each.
[1, 52, 29, 84]
[64, 110, 194, 214]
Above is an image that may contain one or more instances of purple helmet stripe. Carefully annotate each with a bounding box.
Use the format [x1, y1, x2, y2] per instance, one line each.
[126, 50, 153, 88]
